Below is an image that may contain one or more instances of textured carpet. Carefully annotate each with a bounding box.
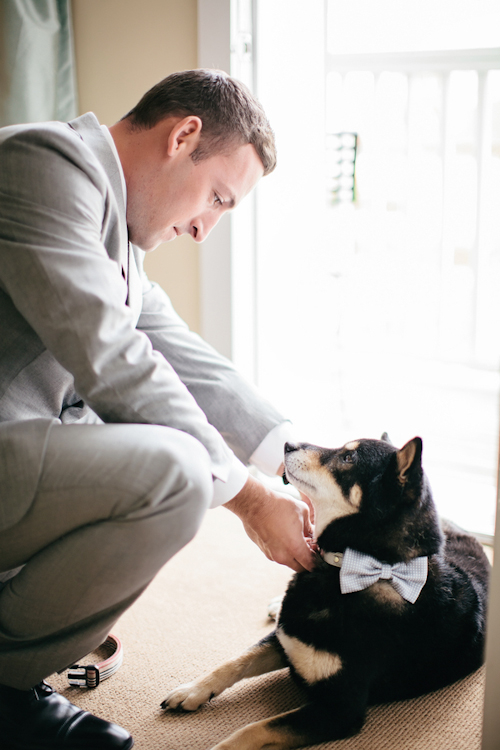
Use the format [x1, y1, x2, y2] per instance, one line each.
[49, 506, 486, 750]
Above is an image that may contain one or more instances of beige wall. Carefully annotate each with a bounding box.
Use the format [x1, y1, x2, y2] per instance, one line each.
[71, 0, 201, 332]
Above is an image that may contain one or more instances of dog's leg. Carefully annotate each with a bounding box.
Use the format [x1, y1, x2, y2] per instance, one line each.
[161, 632, 287, 712]
[209, 697, 366, 750]
[210, 711, 307, 750]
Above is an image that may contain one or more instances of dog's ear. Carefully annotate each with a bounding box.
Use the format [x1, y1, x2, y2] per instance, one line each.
[396, 437, 423, 485]
[381, 432, 393, 445]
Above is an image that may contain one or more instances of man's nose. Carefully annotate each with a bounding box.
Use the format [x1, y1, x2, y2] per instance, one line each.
[190, 211, 223, 243]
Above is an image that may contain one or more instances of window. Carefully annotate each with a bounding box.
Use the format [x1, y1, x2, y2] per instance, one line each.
[252, 0, 500, 538]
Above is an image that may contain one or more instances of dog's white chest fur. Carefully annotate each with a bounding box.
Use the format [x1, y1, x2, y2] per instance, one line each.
[277, 627, 343, 684]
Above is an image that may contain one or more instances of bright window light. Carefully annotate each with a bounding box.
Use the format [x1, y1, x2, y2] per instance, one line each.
[327, 0, 500, 54]
[254, 0, 500, 538]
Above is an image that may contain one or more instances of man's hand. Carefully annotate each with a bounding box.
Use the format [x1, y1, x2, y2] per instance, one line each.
[223, 474, 315, 573]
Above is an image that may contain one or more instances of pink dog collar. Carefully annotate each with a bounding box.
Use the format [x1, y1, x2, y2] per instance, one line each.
[67, 634, 123, 688]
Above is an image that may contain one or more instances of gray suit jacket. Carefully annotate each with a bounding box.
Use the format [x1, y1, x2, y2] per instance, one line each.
[0, 112, 284, 529]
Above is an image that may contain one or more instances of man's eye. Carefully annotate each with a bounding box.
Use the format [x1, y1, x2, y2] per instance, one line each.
[214, 193, 223, 206]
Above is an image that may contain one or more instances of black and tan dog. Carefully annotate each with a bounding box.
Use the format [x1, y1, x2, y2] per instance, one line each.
[161, 436, 490, 749]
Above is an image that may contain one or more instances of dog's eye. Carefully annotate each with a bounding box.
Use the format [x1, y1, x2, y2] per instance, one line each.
[343, 453, 354, 464]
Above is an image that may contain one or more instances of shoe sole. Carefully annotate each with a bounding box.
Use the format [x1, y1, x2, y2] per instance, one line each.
[2, 736, 134, 750]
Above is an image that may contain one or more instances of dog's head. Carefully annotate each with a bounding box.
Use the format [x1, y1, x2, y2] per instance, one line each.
[284, 435, 443, 562]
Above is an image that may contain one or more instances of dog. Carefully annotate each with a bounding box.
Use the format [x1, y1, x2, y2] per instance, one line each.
[161, 435, 490, 749]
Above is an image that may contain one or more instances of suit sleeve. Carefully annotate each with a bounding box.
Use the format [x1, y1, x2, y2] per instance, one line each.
[0, 125, 236, 482]
[135, 257, 287, 467]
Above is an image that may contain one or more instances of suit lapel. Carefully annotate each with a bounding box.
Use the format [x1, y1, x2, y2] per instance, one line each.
[67, 113, 129, 283]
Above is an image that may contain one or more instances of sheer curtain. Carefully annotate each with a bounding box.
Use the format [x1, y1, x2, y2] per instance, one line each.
[0, 0, 78, 126]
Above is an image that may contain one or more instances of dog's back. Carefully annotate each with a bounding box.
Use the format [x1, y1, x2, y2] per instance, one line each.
[371, 521, 488, 701]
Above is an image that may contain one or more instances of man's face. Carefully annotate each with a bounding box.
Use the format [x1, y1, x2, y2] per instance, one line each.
[126, 138, 263, 252]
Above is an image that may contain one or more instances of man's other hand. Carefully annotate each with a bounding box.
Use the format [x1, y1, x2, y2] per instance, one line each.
[223, 475, 315, 572]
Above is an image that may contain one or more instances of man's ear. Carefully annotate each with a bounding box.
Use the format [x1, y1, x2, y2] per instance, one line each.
[166, 116, 203, 157]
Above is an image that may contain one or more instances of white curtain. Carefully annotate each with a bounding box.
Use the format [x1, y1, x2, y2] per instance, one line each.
[0, 0, 78, 126]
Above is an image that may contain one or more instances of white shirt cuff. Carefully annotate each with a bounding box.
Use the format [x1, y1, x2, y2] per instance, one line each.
[211, 422, 295, 507]
[211, 455, 249, 508]
[249, 421, 296, 477]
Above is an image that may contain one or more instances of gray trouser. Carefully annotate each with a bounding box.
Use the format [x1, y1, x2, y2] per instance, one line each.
[0, 421, 213, 689]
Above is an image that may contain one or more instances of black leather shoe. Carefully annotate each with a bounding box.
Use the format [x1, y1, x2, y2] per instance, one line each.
[0, 680, 134, 749]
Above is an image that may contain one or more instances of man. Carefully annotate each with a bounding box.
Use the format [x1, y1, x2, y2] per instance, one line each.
[0, 69, 314, 749]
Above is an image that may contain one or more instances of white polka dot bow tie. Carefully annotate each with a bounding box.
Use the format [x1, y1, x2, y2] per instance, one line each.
[334, 547, 428, 604]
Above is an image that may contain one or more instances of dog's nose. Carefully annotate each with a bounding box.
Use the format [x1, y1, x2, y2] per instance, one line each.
[284, 442, 299, 454]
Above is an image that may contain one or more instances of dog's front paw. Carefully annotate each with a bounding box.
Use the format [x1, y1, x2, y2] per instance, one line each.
[161, 681, 214, 712]
[267, 595, 283, 621]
